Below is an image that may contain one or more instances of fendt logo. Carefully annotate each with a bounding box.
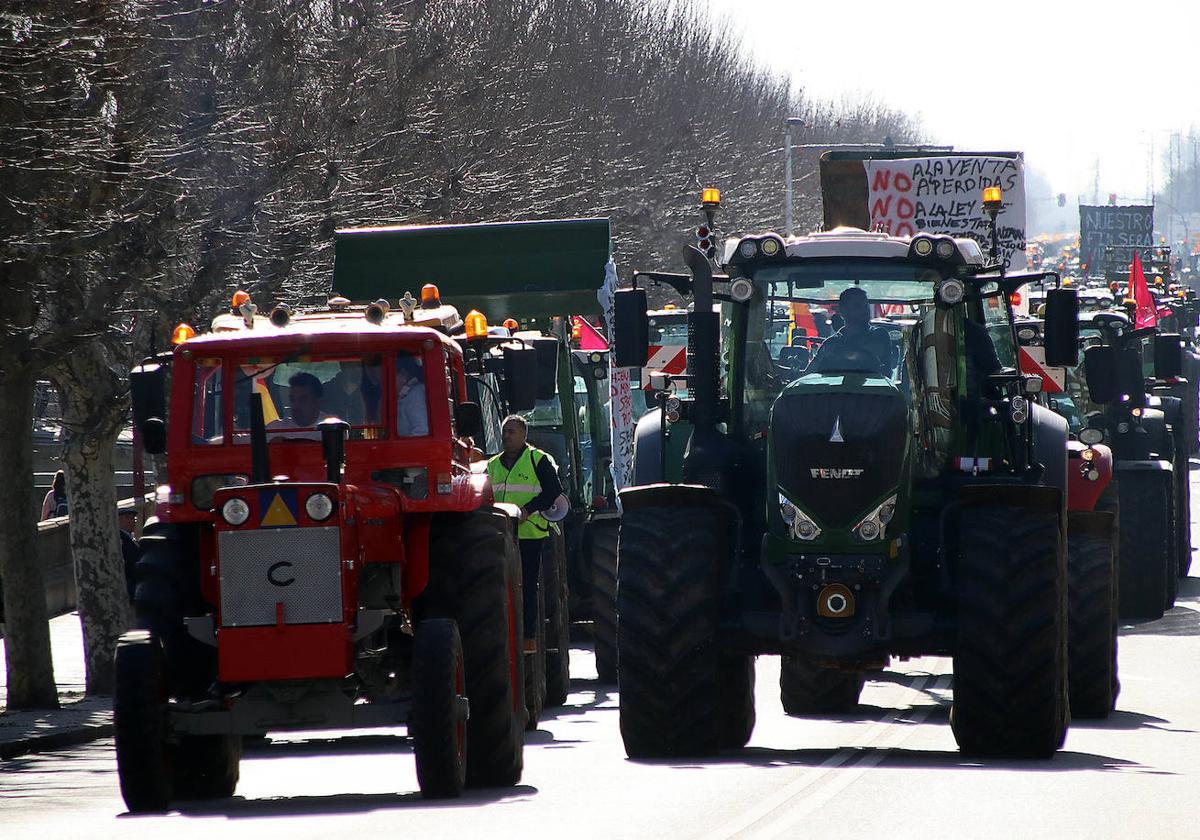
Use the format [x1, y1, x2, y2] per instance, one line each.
[810, 468, 865, 479]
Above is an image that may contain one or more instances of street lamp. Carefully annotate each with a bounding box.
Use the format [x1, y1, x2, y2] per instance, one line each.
[783, 117, 805, 237]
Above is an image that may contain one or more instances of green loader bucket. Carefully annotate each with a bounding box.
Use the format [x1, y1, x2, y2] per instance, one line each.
[333, 218, 611, 319]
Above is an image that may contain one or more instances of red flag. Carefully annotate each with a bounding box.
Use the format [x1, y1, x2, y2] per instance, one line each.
[1128, 251, 1158, 329]
[572, 315, 608, 350]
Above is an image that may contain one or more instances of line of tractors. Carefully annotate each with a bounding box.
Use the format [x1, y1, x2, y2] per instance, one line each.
[114, 163, 1198, 813]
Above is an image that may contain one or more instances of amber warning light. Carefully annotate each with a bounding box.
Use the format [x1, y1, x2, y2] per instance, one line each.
[701, 187, 721, 207]
[172, 323, 196, 344]
[982, 186, 1003, 209]
[464, 310, 488, 339]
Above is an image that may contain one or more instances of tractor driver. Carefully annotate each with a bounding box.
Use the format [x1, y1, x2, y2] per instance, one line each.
[806, 286, 898, 375]
[268, 371, 331, 439]
[488, 415, 563, 653]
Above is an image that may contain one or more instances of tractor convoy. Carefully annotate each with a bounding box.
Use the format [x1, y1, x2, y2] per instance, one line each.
[113, 157, 1197, 811]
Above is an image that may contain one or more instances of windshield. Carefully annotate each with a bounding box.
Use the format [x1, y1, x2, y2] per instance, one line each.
[191, 351, 430, 444]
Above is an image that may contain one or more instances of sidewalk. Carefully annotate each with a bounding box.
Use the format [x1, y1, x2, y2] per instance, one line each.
[0, 612, 113, 760]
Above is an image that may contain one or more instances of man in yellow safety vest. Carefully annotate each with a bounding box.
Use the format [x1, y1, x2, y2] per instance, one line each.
[488, 414, 563, 653]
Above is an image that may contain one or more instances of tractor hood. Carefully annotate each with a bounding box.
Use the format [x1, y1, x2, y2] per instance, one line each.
[771, 373, 908, 531]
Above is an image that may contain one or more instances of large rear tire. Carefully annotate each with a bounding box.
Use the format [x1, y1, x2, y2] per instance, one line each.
[618, 505, 750, 757]
[411, 618, 467, 799]
[114, 631, 173, 813]
[425, 510, 525, 788]
[952, 506, 1067, 758]
[1117, 473, 1171, 621]
[780, 656, 866, 715]
[590, 520, 619, 684]
[543, 532, 571, 707]
[1066, 530, 1118, 719]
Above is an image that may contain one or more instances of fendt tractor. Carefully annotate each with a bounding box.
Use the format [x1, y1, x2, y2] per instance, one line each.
[117, 286, 541, 811]
[330, 218, 624, 691]
[612, 187, 1089, 759]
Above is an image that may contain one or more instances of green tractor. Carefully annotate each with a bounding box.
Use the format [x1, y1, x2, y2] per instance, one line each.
[611, 192, 1084, 759]
[333, 218, 624, 698]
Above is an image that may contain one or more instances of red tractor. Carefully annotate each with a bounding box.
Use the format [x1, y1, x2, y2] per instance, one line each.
[117, 290, 537, 811]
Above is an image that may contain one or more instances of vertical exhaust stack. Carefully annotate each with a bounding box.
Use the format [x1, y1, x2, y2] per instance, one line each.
[683, 244, 720, 433]
[320, 419, 351, 483]
[249, 392, 271, 484]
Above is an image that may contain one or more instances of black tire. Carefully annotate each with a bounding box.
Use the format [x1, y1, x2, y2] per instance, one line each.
[1117, 473, 1170, 621]
[543, 532, 571, 707]
[951, 506, 1067, 758]
[174, 734, 241, 800]
[1095, 485, 1122, 705]
[424, 510, 525, 788]
[590, 520, 619, 684]
[1067, 531, 1118, 719]
[618, 505, 743, 757]
[114, 631, 173, 813]
[780, 656, 866, 715]
[1165, 481, 1180, 609]
[719, 654, 756, 750]
[411, 618, 467, 799]
[524, 552, 546, 731]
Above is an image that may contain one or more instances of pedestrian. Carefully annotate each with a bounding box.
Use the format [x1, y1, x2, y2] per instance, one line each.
[118, 507, 139, 603]
[487, 415, 563, 653]
[396, 353, 429, 437]
[40, 469, 68, 521]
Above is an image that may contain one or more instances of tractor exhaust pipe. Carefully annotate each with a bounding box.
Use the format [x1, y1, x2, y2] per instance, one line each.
[249, 392, 271, 484]
[682, 243, 719, 432]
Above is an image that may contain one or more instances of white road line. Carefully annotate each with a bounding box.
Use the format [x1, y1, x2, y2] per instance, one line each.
[700, 673, 941, 840]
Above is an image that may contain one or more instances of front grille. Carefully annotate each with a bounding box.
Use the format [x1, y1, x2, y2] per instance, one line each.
[772, 391, 907, 529]
[218, 527, 343, 627]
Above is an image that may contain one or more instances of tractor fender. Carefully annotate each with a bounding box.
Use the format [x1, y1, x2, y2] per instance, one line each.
[1114, 459, 1173, 475]
[958, 483, 1063, 517]
[1066, 441, 1112, 512]
[1031, 402, 1068, 499]
[1138, 408, 1171, 459]
[631, 408, 665, 486]
[618, 482, 728, 515]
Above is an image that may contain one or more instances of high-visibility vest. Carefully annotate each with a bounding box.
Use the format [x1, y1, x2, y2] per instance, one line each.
[488, 446, 555, 540]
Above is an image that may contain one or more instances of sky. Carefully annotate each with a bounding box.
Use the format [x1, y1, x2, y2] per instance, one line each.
[703, 0, 1198, 211]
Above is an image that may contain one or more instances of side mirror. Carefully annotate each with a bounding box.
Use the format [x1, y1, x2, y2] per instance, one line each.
[502, 345, 538, 412]
[530, 337, 559, 402]
[612, 288, 649, 369]
[1083, 345, 1118, 405]
[454, 401, 483, 439]
[1043, 288, 1080, 367]
[130, 362, 168, 454]
[1154, 333, 1183, 380]
[141, 417, 167, 455]
[1119, 347, 1147, 409]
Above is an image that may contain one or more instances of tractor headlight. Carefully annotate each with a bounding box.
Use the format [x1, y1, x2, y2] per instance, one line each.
[936, 279, 965, 305]
[912, 236, 935, 257]
[221, 497, 251, 526]
[760, 236, 783, 257]
[1079, 427, 1104, 446]
[935, 238, 957, 259]
[1010, 395, 1029, 424]
[738, 239, 759, 259]
[853, 494, 897, 542]
[730, 278, 755, 302]
[779, 492, 820, 541]
[305, 492, 335, 522]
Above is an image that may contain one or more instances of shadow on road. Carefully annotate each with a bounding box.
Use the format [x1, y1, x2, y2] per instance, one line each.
[243, 732, 413, 760]
[1119, 605, 1200, 637]
[635, 746, 1163, 775]
[1069, 708, 1193, 733]
[150, 784, 538, 820]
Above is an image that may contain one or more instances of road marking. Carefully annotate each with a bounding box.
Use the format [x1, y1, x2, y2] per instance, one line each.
[701, 672, 947, 840]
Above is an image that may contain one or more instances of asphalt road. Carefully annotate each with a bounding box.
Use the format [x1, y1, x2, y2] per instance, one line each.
[5, 488, 1200, 839]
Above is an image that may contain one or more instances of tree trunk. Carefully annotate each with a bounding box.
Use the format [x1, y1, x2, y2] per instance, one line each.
[54, 342, 131, 696]
[0, 364, 59, 709]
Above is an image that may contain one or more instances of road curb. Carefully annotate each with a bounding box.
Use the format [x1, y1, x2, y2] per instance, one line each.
[0, 722, 114, 760]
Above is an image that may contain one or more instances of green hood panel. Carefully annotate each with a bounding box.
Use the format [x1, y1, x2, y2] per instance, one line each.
[332, 218, 611, 318]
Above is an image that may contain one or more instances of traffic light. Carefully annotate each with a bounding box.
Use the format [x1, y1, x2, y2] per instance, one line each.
[696, 225, 714, 258]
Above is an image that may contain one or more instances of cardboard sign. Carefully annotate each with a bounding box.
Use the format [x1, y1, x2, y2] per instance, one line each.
[864, 155, 1027, 271]
[598, 260, 635, 494]
[1078, 205, 1154, 274]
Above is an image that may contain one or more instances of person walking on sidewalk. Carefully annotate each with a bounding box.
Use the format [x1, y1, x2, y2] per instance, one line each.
[487, 415, 562, 653]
